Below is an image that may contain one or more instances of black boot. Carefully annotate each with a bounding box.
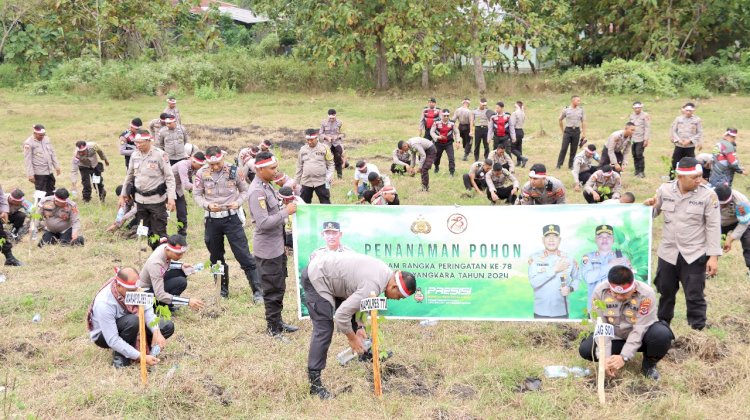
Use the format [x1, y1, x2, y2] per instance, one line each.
[281, 321, 299, 333]
[112, 351, 131, 369]
[220, 263, 229, 298]
[248, 269, 264, 304]
[308, 369, 332, 399]
[267, 322, 284, 338]
[641, 357, 661, 381]
[3, 250, 22, 266]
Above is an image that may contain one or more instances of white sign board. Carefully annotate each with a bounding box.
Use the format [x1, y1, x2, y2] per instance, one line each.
[360, 297, 388, 312]
[34, 190, 46, 201]
[593, 322, 616, 339]
[210, 264, 225, 275]
[92, 175, 102, 184]
[125, 292, 154, 306]
[136, 225, 149, 237]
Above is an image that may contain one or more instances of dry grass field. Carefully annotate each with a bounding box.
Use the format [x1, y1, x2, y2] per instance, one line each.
[1, 88, 750, 419]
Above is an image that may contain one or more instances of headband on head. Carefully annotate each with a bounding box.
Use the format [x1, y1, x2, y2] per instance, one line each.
[395, 271, 413, 298]
[725, 130, 738, 137]
[609, 281, 636, 294]
[273, 172, 286, 182]
[279, 190, 294, 200]
[164, 117, 176, 124]
[134, 133, 152, 142]
[33, 126, 46, 134]
[167, 98, 177, 104]
[205, 151, 225, 163]
[305, 133, 318, 140]
[165, 243, 187, 254]
[719, 194, 733, 205]
[675, 163, 702, 176]
[53, 195, 67, 204]
[77, 144, 88, 151]
[115, 275, 138, 290]
[602, 169, 613, 176]
[528, 170, 546, 179]
[632, 103, 643, 108]
[8, 195, 22, 204]
[683, 105, 695, 111]
[255, 156, 277, 168]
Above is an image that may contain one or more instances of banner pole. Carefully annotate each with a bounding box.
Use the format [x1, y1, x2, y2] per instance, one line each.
[139, 305, 148, 386]
[370, 292, 382, 398]
[597, 316, 605, 405]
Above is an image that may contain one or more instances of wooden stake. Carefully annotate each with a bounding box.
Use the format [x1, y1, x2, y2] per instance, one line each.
[138, 304, 148, 386]
[370, 291, 382, 398]
[597, 316, 606, 405]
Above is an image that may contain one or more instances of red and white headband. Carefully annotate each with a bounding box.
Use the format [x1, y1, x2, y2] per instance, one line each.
[395, 271, 413, 298]
[164, 117, 176, 124]
[725, 130, 738, 137]
[205, 151, 225, 163]
[528, 170, 546, 179]
[165, 243, 187, 254]
[719, 194, 733, 205]
[192, 155, 205, 164]
[167, 98, 177, 104]
[33, 126, 46, 134]
[278, 190, 294, 199]
[675, 163, 702, 176]
[255, 156, 277, 168]
[609, 281, 635, 294]
[77, 143, 88, 151]
[683, 105, 695, 111]
[115, 276, 138, 290]
[134, 133, 152, 142]
[273, 172, 287, 182]
[54, 195, 67, 204]
[602, 169, 613, 176]
[305, 133, 318, 140]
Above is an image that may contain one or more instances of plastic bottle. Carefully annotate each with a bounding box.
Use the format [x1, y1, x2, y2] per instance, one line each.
[336, 339, 372, 365]
[115, 207, 126, 224]
[151, 344, 161, 357]
[193, 262, 205, 272]
[543, 366, 591, 378]
[0, 274, 6, 283]
[32, 313, 41, 323]
[419, 320, 439, 327]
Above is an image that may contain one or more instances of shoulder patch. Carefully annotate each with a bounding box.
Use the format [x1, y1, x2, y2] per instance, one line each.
[639, 298, 652, 315]
[258, 196, 266, 210]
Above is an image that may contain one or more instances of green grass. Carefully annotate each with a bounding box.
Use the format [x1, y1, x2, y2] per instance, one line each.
[1, 88, 750, 418]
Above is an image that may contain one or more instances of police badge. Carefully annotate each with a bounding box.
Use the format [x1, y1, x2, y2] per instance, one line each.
[410, 215, 431, 234]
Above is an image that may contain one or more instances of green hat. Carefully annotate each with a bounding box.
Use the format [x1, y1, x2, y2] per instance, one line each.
[595, 225, 614, 235]
[542, 224, 560, 236]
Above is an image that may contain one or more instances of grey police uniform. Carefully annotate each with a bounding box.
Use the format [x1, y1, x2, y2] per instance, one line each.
[37, 196, 84, 246]
[580, 250, 631, 309]
[557, 106, 585, 169]
[528, 249, 580, 318]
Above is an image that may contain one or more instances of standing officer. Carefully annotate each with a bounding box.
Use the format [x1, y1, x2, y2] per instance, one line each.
[485, 162, 519, 205]
[71, 140, 109, 203]
[193, 146, 262, 301]
[644, 157, 721, 330]
[629, 101, 651, 178]
[583, 164, 622, 203]
[419, 97, 440, 141]
[578, 265, 673, 381]
[471, 98, 491, 161]
[430, 109, 459, 176]
[172, 151, 205, 236]
[119, 118, 142, 169]
[709, 128, 746, 187]
[510, 101, 528, 168]
[296, 129, 334, 204]
[490, 143, 516, 173]
[320, 109, 345, 179]
[149, 113, 168, 140]
[599, 122, 636, 172]
[572, 144, 599, 191]
[557, 95, 586, 169]
[37, 188, 84, 246]
[302, 252, 417, 399]
[3, 189, 30, 241]
[518, 163, 567, 205]
[490, 102, 513, 150]
[163, 97, 182, 125]
[580, 225, 631, 308]
[669, 103, 703, 179]
[527, 224, 579, 318]
[715, 185, 750, 278]
[23, 124, 61, 196]
[247, 151, 300, 335]
[453, 98, 473, 161]
[119, 130, 176, 249]
[462, 159, 492, 196]
[397, 137, 437, 192]
[158, 116, 189, 165]
[0, 186, 23, 265]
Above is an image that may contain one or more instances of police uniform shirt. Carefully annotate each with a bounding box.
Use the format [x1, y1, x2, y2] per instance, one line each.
[122, 148, 176, 205]
[309, 243, 354, 263]
[527, 249, 580, 317]
[471, 107, 490, 127]
[590, 281, 658, 360]
[157, 126, 189, 161]
[720, 190, 750, 240]
[193, 164, 248, 210]
[0, 186, 7, 214]
[295, 142, 334, 187]
[490, 151, 516, 173]
[23, 135, 60, 177]
[137, 244, 175, 304]
[119, 130, 137, 158]
[469, 161, 488, 180]
[583, 170, 622, 198]
[711, 139, 744, 184]
[247, 176, 287, 259]
[163, 106, 182, 125]
[37, 196, 81, 234]
[571, 150, 596, 183]
[71, 142, 107, 183]
[149, 118, 163, 140]
[485, 169, 519, 192]
[605, 129, 632, 166]
[392, 148, 411, 167]
[519, 176, 567, 205]
[670, 115, 703, 148]
[320, 119, 343, 146]
[559, 106, 585, 128]
[406, 137, 434, 168]
[453, 107, 472, 125]
[581, 250, 631, 289]
[628, 111, 651, 143]
[171, 159, 195, 197]
[510, 109, 525, 129]
[653, 181, 722, 264]
[3, 192, 28, 215]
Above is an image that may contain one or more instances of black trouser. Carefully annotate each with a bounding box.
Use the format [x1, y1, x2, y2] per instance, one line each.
[578, 321, 673, 362]
[458, 124, 471, 156]
[487, 185, 515, 204]
[303, 268, 358, 371]
[175, 194, 188, 236]
[300, 185, 331, 204]
[462, 174, 486, 191]
[583, 190, 611, 203]
[474, 126, 490, 161]
[578, 167, 597, 185]
[34, 174, 56, 196]
[8, 211, 26, 232]
[135, 200, 168, 249]
[145, 269, 188, 309]
[169, 158, 184, 166]
[599, 147, 624, 171]
[632, 142, 646, 175]
[391, 161, 409, 175]
[655, 255, 707, 330]
[492, 135, 510, 150]
[94, 314, 175, 357]
[124, 156, 131, 170]
[434, 141, 455, 174]
[558, 127, 580, 169]
[722, 223, 750, 268]
[424, 126, 434, 141]
[257, 253, 287, 330]
[670, 146, 695, 180]
[421, 146, 437, 188]
[40, 229, 84, 246]
[511, 129, 524, 163]
[79, 163, 106, 202]
[331, 145, 344, 177]
[204, 214, 257, 293]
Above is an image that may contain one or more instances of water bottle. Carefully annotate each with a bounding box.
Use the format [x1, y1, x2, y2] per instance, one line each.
[22, 199, 33, 211]
[115, 207, 126, 224]
[325, 181, 331, 189]
[32, 313, 41, 323]
[193, 262, 204, 272]
[419, 320, 439, 327]
[151, 344, 161, 357]
[544, 366, 591, 378]
[336, 339, 372, 365]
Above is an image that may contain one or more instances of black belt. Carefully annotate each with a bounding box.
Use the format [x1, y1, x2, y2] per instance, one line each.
[137, 183, 167, 197]
[565, 126, 581, 130]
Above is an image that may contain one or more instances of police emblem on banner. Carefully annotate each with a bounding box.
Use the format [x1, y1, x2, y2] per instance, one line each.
[411, 216, 431, 234]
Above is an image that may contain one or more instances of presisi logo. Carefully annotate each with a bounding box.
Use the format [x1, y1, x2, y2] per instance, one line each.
[427, 287, 472, 296]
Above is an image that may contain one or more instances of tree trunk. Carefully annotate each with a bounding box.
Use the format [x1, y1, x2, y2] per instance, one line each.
[421, 65, 429, 89]
[375, 36, 388, 90]
[472, 55, 486, 94]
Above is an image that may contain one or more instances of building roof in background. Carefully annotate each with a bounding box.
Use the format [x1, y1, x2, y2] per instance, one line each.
[176, 0, 269, 24]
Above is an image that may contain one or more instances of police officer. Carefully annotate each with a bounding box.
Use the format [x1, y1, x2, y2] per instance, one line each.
[3, 189, 29, 241]
[645, 157, 721, 330]
[629, 101, 651, 178]
[583, 164, 622, 203]
[163, 97, 182, 125]
[490, 143, 515, 173]
[71, 140, 109, 203]
[397, 137, 436, 192]
[120, 130, 175, 249]
[119, 118, 142, 169]
[485, 162, 518, 205]
[390, 144, 414, 176]
[309, 221, 354, 262]
[320, 109, 345, 179]
[490, 102, 513, 150]
[193, 146, 262, 301]
[572, 144, 599, 191]
[364, 172, 391, 204]
[431, 109, 459, 176]
[247, 151, 300, 335]
[715, 185, 750, 278]
[419, 97, 440, 141]
[0, 186, 22, 265]
[158, 116, 189, 165]
[302, 252, 417, 399]
[709, 128, 746, 187]
[599, 122, 635, 172]
[172, 151, 205, 236]
[510, 101, 528, 168]
[471, 98, 491, 161]
[273, 172, 302, 196]
[669, 103, 703, 179]
[453, 98, 473, 161]
[353, 160, 379, 199]
[580, 225, 631, 308]
[23, 124, 61, 196]
[296, 129, 334, 204]
[527, 224, 579, 318]
[557, 96, 586, 169]
[149, 113, 168, 140]
[518, 164, 567, 205]
[37, 188, 84, 246]
[462, 159, 492, 197]
[578, 265, 673, 380]
[371, 185, 399, 206]
[238, 145, 260, 183]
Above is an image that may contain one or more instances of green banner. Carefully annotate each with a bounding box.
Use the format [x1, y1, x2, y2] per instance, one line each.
[293, 204, 652, 321]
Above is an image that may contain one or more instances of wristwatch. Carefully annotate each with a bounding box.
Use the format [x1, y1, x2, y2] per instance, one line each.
[622, 356, 630, 363]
